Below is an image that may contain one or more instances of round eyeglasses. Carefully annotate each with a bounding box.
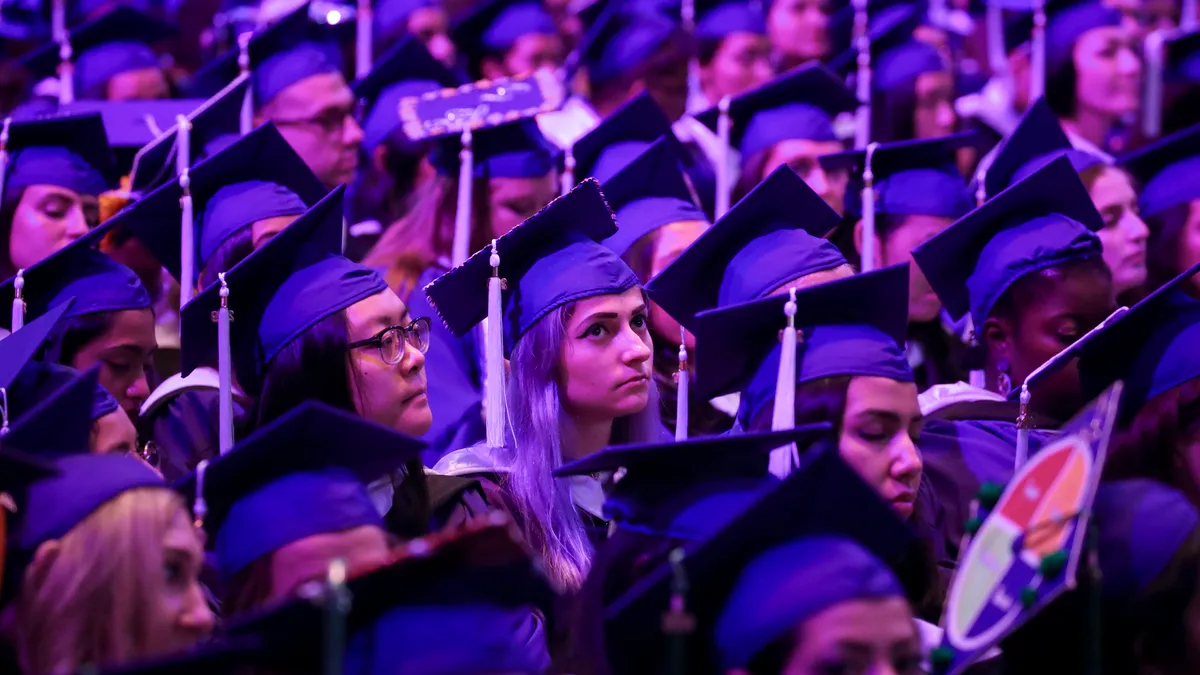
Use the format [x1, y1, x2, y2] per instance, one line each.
[347, 318, 432, 365]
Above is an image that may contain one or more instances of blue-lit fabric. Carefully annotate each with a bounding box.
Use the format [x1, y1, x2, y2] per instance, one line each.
[740, 324, 914, 425]
[4, 365, 113, 456]
[9, 361, 119, 424]
[74, 40, 160, 96]
[345, 604, 551, 675]
[216, 468, 383, 577]
[259, 256, 388, 366]
[967, 214, 1101, 329]
[199, 181, 309, 264]
[429, 119, 556, 179]
[374, 0, 435, 35]
[585, 7, 678, 86]
[1093, 479, 1199, 599]
[620, 481, 775, 541]
[1011, 148, 1106, 185]
[1139, 156, 1200, 217]
[254, 41, 343, 105]
[20, 453, 165, 550]
[0, 302, 73, 390]
[866, 168, 973, 219]
[1046, 2, 1121, 75]
[715, 536, 904, 669]
[696, 3, 766, 39]
[604, 196, 706, 256]
[741, 103, 837, 155]
[590, 141, 654, 184]
[362, 79, 442, 155]
[875, 40, 944, 92]
[7, 146, 110, 199]
[720, 229, 846, 306]
[599, 137, 708, 257]
[482, 2, 557, 50]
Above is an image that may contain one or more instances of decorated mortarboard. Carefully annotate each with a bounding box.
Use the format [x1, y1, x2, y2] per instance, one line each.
[912, 156, 1103, 331]
[695, 63, 856, 156]
[569, 91, 674, 184]
[603, 447, 918, 673]
[222, 518, 555, 675]
[128, 75, 254, 194]
[19, 5, 175, 101]
[451, 0, 558, 78]
[175, 401, 426, 578]
[1074, 261, 1200, 423]
[598, 137, 706, 258]
[2, 366, 110, 456]
[573, 0, 680, 87]
[977, 98, 1105, 203]
[18, 452, 164, 551]
[179, 186, 385, 397]
[352, 36, 461, 156]
[646, 165, 845, 332]
[931, 381, 1122, 674]
[693, 264, 913, 427]
[189, 1, 346, 106]
[0, 300, 74, 395]
[117, 123, 325, 289]
[0, 223, 150, 332]
[1120, 121, 1200, 218]
[694, 0, 766, 40]
[0, 112, 118, 205]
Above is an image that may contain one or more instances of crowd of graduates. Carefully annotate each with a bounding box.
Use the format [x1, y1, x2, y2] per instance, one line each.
[1, 0, 1200, 672]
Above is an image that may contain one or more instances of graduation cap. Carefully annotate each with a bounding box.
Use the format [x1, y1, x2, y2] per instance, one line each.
[451, 0, 558, 78]
[179, 186, 386, 397]
[695, 63, 856, 157]
[0, 223, 151, 332]
[3, 367, 109, 456]
[1073, 261, 1200, 423]
[858, 5, 946, 93]
[57, 98, 209, 177]
[694, 0, 766, 41]
[18, 452, 164, 551]
[977, 97, 1105, 202]
[220, 520, 555, 675]
[373, 0, 437, 40]
[645, 165, 845, 332]
[598, 137, 706, 258]
[128, 75, 254, 194]
[175, 400, 425, 578]
[1120, 121, 1200, 218]
[0, 299, 75, 401]
[604, 447, 917, 672]
[352, 36, 460, 156]
[190, 1, 346, 107]
[569, 91, 674, 184]
[1006, 0, 1121, 80]
[20, 5, 175, 101]
[573, 0, 680, 87]
[424, 179, 637, 448]
[0, 112, 117, 207]
[116, 123, 326, 288]
[692, 264, 912, 427]
[911, 156, 1103, 330]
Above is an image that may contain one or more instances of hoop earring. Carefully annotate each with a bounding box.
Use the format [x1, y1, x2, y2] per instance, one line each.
[997, 358, 1012, 397]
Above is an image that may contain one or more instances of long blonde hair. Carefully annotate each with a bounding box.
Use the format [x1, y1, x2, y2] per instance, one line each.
[15, 488, 189, 675]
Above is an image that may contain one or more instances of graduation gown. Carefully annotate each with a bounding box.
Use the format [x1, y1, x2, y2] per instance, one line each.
[138, 367, 251, 483]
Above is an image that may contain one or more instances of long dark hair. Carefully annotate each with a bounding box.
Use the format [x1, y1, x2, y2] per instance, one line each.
[1044, 57, 1079, 118]
[1104, 377, 1200, 507]
[1145, 201, 1198, 298]
[198, 226, 254, 291]
[871, 80, 919, 144]
[38, 311, 116, 368]
[347, 134, 433, 230]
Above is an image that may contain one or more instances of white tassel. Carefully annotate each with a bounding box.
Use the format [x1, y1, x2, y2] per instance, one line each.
[238, 33, 253, 135]
[452, 129, 474, 267]
[769, 289, 799, 478]
[860, 142, 878, 273]
[177, 115, 195, 306]
[217, 274, 234, 454]
[51, 0, 66, 44]
[1014, 385, 1030, 470]
[1185, 0, 1198, 28]
[0, 118, 10, 212]
[58, 38, 74, 105]
[853, 0, 871, 149]
[1030, 0, 1046, 101]
[355, 0, 372, 80]
[715, 95, 732, 219]
[974, 163, 987, 207]
[0, 388, 9, 436]
[193, 459, 209, 528]
[11, 270, 24, 332]
[683, 0, 702, 112]
[675, 328, 688, 441]
[560, 147, 575, 197]
[484, 240, 506, 449]
[1142, 30, 1166, 139]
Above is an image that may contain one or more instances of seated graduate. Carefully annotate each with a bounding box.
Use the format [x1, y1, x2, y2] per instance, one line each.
[0, 113, 118, 280]
[427, 180, 664, 592]
[0, 224, 156, 423]
[1121, 121, 1200, 300]
[20, 6, 176, 102]
[371, 0, 457, 66]
[1072, 261, 1200, 506]
[181, 188, 484, 539]
[5, 445, 212, 673]
[558, 426, 835, 674]
[602, 445, 925, 675]
[451, 0, 564, 82]
[982, 99, 1149, 303]
[176, 401, 425, 616]
[822, 132, 978, 391]
[765, 0, 833, 73]
[598, 137, 730, 437]
[1000, 479, 1200, 675]
[691, 0, 773, 113]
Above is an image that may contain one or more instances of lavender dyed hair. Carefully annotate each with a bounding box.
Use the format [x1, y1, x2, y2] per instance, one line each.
[501, 292, 662, 591]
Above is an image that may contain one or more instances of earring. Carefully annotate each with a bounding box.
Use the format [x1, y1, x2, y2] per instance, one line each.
[997, 358, 1012, 397]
